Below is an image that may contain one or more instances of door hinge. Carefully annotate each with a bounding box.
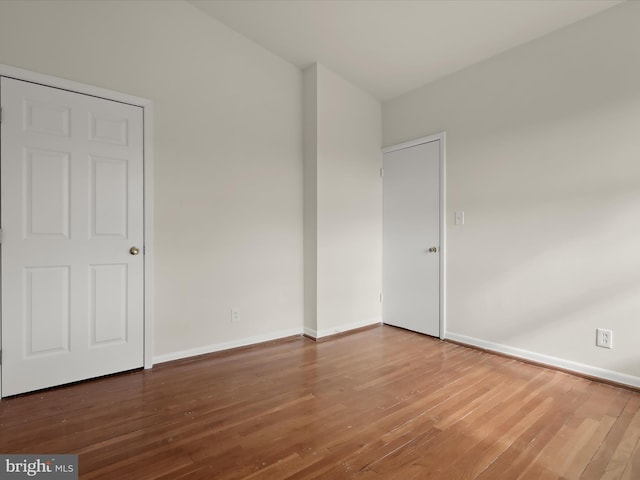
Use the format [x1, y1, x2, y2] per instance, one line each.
[380, 168, 384, 177]
[0, 229, 3, 244]
[380, 292, 383, 303]
[0, 106, 3, 124]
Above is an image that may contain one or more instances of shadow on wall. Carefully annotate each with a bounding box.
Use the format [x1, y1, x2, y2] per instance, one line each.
[453, 157, 640, 369]
[446, 86, 640, 373]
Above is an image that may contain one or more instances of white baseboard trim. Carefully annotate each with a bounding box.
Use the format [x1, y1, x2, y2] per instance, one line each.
[445, 332, 640, 389]
[153, 327, 303, 365]
[306, 317, 382, 340]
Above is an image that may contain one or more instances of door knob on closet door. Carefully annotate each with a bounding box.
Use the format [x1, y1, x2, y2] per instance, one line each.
[129, 246, 140, 256]
[428, 247, 438, 253]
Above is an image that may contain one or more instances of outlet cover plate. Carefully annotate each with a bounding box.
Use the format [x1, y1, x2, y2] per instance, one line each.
[596, 328, 612, 349]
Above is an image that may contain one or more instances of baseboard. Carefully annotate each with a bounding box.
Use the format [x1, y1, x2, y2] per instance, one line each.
[305, 317, 382, 340]
[445, 332, 640, 389]
[153, 327, 303, 364]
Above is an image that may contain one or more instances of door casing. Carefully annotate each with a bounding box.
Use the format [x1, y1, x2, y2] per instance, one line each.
[382, 132, 446, 339]
[0, 64, 154, 398]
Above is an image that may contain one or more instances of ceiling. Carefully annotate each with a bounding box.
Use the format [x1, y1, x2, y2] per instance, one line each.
[190, 0, 624, 102]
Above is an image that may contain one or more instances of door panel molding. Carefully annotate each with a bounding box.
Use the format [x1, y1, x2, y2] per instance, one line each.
[382, 132, 446, 339]
[0, 64, 154, 398]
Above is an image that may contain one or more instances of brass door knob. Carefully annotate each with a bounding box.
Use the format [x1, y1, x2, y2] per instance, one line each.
[129, 246, 140, 256]
[428, 247, 438, 253]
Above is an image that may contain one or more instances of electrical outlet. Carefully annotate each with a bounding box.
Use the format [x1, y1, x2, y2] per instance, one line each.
[596, 328, 612, 349]
[231, 308, 240, 322]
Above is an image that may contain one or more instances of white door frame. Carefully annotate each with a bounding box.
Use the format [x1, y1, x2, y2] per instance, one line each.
[0, 64, 154, 397]
[382, 132, 446, 339]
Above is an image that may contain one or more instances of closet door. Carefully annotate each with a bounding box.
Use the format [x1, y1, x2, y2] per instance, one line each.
[1, 77, 144, 396]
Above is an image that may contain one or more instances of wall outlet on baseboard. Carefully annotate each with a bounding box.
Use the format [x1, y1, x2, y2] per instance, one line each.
[596, 328, 612, 349]
[231, 308, 241, 323]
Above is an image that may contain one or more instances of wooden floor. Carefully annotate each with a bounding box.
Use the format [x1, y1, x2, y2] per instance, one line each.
[1, 325, 639, 479]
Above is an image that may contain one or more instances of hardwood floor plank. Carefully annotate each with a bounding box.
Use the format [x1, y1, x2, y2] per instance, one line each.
[0, 325, 638, 479]
[620, 435, 640, 480]
[600, 406, 640, 480]
[580, 395, 640, 479]
[476, 386, 582, 479]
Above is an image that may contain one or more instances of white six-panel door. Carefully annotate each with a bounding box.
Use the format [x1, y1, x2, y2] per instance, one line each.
[1, 77, 144, 396]
[383, 139, 441, 337]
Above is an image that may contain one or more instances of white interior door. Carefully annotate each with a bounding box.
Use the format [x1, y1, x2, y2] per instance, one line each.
[383, 139, 441, 336]
[1, 77, 144, 397]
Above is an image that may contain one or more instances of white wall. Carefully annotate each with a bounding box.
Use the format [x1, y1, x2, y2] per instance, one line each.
[304, 63, 382, 338]
[0, 0, 304, 360]
[383, 2, 640, 385]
